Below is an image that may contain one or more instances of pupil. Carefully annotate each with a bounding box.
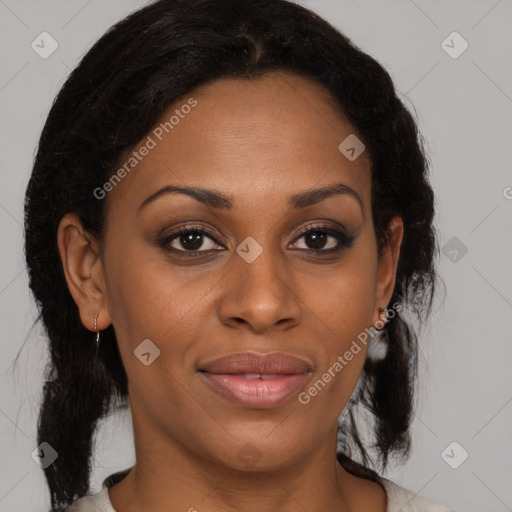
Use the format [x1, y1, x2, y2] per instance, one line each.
[181, 232, 203, 250]
[307, 231, 326, 249]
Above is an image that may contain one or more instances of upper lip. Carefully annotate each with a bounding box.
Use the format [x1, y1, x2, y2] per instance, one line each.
[199, 351, 312, 375]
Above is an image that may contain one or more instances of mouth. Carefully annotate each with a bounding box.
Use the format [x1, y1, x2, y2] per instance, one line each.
[198, 351, 312, 409]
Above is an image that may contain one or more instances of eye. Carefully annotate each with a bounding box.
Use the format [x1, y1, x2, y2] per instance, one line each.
[158, 222, 355, 257]
[289, 224, 355, 254]
[158, 225, 224, 255]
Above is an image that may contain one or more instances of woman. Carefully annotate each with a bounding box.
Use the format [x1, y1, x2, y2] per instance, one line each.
[24, 0, 452, 510]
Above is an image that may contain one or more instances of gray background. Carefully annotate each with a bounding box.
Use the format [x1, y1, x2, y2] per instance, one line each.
[1, 0, 511, 511]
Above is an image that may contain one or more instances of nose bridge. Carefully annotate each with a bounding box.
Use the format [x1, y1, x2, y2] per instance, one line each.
[218, 237, 301, 332]
[239, 242, 283, 297]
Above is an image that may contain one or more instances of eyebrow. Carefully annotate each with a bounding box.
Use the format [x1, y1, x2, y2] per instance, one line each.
[137, 182, 364, 214]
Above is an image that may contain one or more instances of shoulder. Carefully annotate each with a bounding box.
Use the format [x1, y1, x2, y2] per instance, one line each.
[64, 487, 116, 512]
[378, 477, 456, 512]
[64, 467, 131, 512]
[64, 487, 115, 512]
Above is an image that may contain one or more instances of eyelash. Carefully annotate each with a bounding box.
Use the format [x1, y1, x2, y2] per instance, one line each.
[158, 223, 355, 257]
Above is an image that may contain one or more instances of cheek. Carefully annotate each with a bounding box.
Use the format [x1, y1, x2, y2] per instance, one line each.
[296, 245, 377, 409]
[102, 241, 220, 394]
[298, 292, 371, 420]
[299, 246, 377, 334]
[103, 255, 204, 423]
[103, 238, 197, 338]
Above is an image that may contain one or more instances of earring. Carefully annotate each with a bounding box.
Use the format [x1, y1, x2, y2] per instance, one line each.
[378, 306, 387, 323]
[94, 312, 100, 349]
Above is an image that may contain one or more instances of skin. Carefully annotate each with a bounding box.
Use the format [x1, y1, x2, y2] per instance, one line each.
[58, 71, 403, 512]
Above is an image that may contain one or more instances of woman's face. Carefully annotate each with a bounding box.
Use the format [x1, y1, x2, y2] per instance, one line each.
[62, 71, 402, 472]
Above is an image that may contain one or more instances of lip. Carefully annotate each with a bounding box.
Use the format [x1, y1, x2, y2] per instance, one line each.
[199, 351, 312, 375]
[198, 351, 312, 409]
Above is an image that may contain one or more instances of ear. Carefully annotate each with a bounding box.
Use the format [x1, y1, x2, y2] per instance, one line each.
[372, 216, 404, 327]
[57, 212, 112, 332]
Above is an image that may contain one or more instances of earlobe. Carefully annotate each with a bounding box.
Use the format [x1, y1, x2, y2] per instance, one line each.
[373, 216, 404, 326]
[57, 212, 112, 332]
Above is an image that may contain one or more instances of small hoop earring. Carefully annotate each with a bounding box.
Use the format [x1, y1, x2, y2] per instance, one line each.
[94, 312, 100, 349]
[378, 306, 387, 323]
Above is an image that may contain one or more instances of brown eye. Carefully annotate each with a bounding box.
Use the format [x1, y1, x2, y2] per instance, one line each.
[303, 230, 330, 250]
[290, 225, 355, 253]
[159, 226, 224, 254]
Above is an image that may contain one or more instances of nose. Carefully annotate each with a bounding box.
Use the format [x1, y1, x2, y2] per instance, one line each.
[217, 246, 302, 334]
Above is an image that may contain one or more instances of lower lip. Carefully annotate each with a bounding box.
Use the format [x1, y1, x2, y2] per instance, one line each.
[200, 372, 310, 408]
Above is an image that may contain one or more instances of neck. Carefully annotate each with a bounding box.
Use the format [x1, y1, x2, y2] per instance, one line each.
[108, 395, 387, 512]
[108, 432, 386, 512]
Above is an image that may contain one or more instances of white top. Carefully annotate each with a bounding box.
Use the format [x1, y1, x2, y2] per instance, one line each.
[65, 467, 455, 512]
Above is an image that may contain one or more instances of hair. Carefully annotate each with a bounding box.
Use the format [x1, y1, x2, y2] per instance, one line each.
[23, 0, 440, 509]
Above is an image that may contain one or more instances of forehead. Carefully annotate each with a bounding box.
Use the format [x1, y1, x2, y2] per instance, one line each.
[106, 71, 372, 214]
